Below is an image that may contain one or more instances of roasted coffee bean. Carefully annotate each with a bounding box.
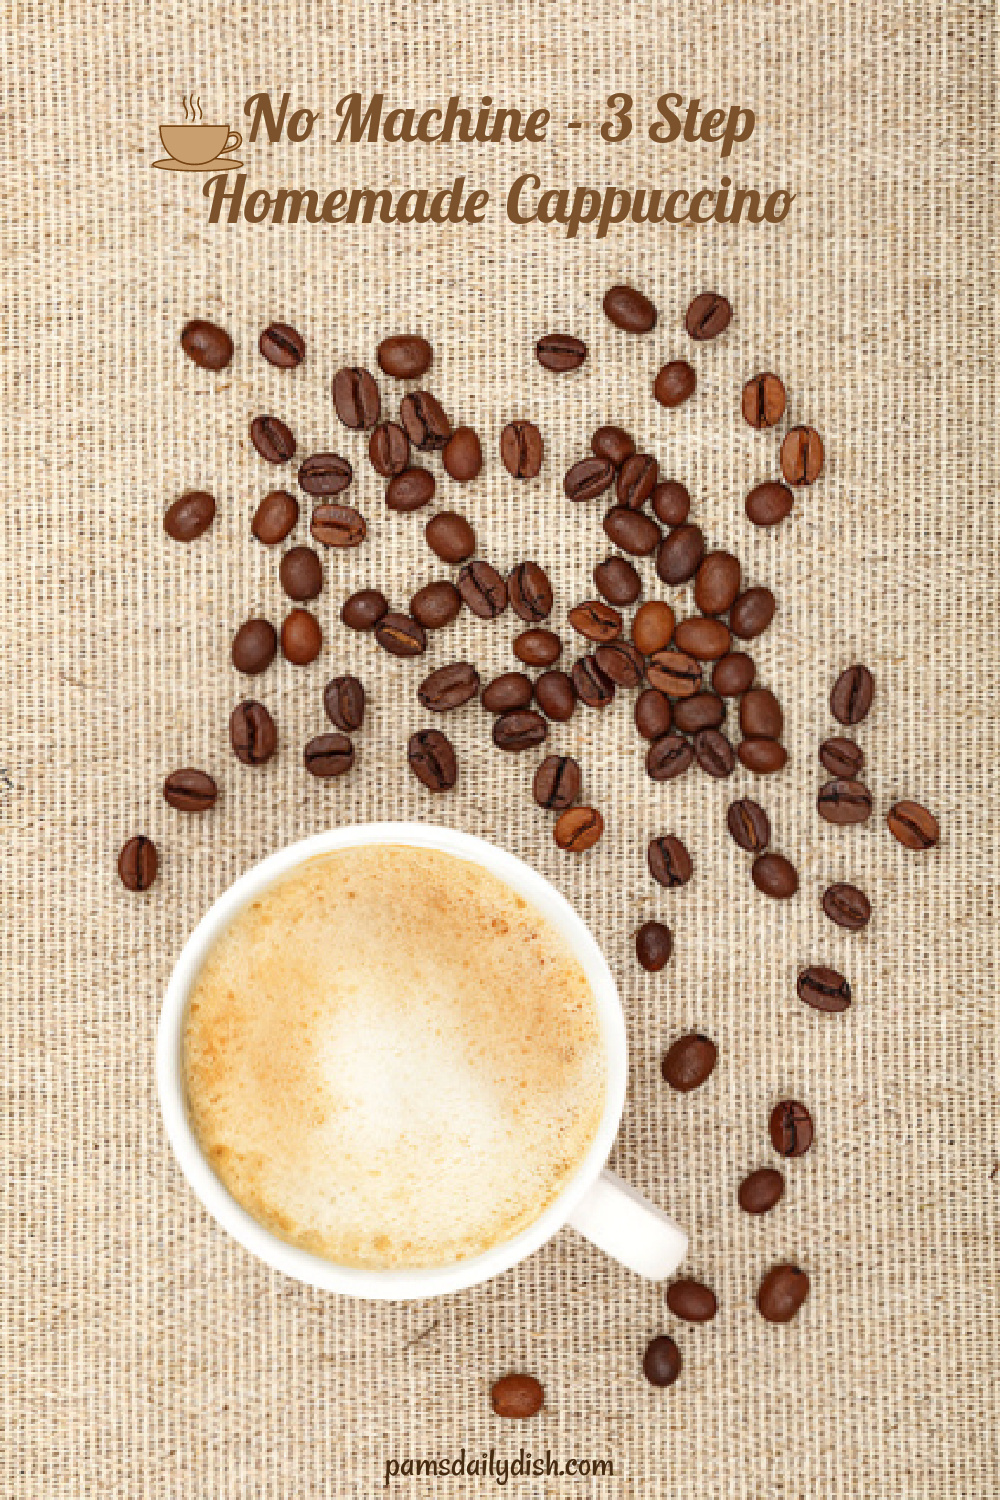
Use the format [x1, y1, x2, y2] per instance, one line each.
[418, 661, 480, 711]
[635, 920, 672, 972]
[164, 490, 215, 542]
[594, 555, 642, 606]
[729, 587, 775, 639]
[500, 420, 544, 478]
[634, 688, 672, 741]
[817, 778, 873, 825]
[311, 503, 366, 548]
[181, 318, 233, 370]
[651, 480, 691, 527]
[118, 835, 157, 891]
[252, 489, 299, 545]
[281, 609, 322, 665]
[400, 391, 451, 450]
[631, 602, 675, 656]
[514, 628, 562, 666]
[374, 611, 427, 658]
[279, 546, 322, 601]
[493, 709, 548, 752]
[673, 692, 724, 734]
[887, 798, 942, 852]
[491, 1374, 544, 1420]
[250, 414, 296, 464]
[751, 852, 799, 899]
[410, 579, 461, 629]
[323, 675, 365, 732]
[483, 672, 534, 713]
[509, 562, 554, 622]
[569, 600, 622, 643]
[830, 664, 875, 725]
[662, 1033, 717, 1091]
[712, 651, 756, 696]
[259, 321, 305, 368]
[769, 1100, 814, 1157]
[596, 639, 644, 687]
[457, 560, 507, 619]
[232, 618, 277, 675]
[163, 768, 218, 813]
[757, 1264, 810, 1323]
[642, 1336, 682, 1389]
[572, 655, 615, 709]
[554, 806, 604, 852]
[533, 754, 582, 810]
[739, 1168, 785, 1215]
[781, 425, 824, 485]
[386, 467, 436, 512]
[617, 453, 658, 509]
[738, 738, 788, 774]
[603, 283, 657, 333]
[656, 524, 704, 584]
[535, 670, 576, 721]
[646, 734, 694, 781]
[591, 425, 636, 466]
[746, 481, 794, 527]
[230, 699, 278, 765]
[332, 366, 380, 429]
[822, 882, 872, 930]
[298, 452, 353, 496]
[303, 732, 354, 778]
[666, 1279, 717, 1323]
[693, 728, 735, 778]
[740, 688, 783, 740]
[341, 589, 388, 631]
[646, 650, 702, 698]
[442, 426, 483, 482]
[654, 360, 697, 408]
[536, 332, 587, 371]
[741, 372, 786, 428]
[674, 617, 731, 661]
[564, 456, 616, 502]
[407, 728, 456, 792]
[695, 552, 742, 616]
[797, 965, 852, 1013]
[727, 798, 771, 853]
[603, 507, 661, 556]
[819, 736, 864, 778]
[685, 290, 732, 341]
[426, 511, 475, 564]
[377, 334, 433, 380]
[368, 421, 410, 477]
[648, 834, 693, 888]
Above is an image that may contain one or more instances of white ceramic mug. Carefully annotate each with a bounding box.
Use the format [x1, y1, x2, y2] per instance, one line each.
[157, 822, 687, 1299]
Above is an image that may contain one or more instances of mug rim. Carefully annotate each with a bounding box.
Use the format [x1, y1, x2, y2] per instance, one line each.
[156, 821, 628, 1300]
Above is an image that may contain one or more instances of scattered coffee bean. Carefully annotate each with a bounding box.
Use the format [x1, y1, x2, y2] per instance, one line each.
[673, 692, 724, 734]
[491, 1374, 544, 1420]
[695, 552, 742, 616]
[631, 601, 675, 656]
[564, 456, 616, 502]
[232, 618, 277, 675]
[751, 852, 799, 899]
[571, 655, 615, 708]
[332, 366, 380, 429]
[674, 617, 731, 661]
[303, 732, 354, 778]
[635, 689, 672, 740]
[817, 778, 873, 825]
[118, 835, 157, 891]
[646, 650, 702, 698]
[819, 736, 864, 778]
[536, 333, 587, 371]
[646, 734, 694, 781]
[533, 754, 582, 810]
[509, 562, 554, 622]
[769, 1101, 814, 1157]
[230, 700, 278, 765]
[410, 579, 462, 629]
[603, 283, 657, 333]
[555, 805, 604, 852]
[739, 1168, 785, 1215]
[368, 421, 410, 477]
[603, 507, 661, 556]
[656, 524, 704, 584]
[341, 589, 388, 631]
[323, 675, 365, 732]
[712, 652, 755, 696]
[250, 414, 296, 464]
[591, 425, 635, 466]
[757, 1264, 810, 1323]
[746, 481, 794, 527]
[685, 290, 732, 341]
[163, 768, 218, 812]
[886, 800, 940, 850]
[727, 799, 771, 853]
[457, 560, 507, 618]
[180, 318, 233, 370]
[426, 511, 475, 564]
[830, 664, 875, 725]
[666, 1279, 717, 1322]
[738, 738, 788, 774]
[164, 490, 215, 542]
[386, 467, 436, 512]
[740, 688, 783, 740]
[654, 361, 696, 408]
[569, 600, 622, 643]
[741, 372, 786, 429]
[298, 452, 353, 496]
[642, 1336, 682, 1388]
[418, 661, 480, 711]
[279, 546, 322, 601]
[781, 426, 824, 485]
[534, 670, 576, 721]
[797, 964, 851, 1013]
[651, 480, 691, 527]
[694, 728, 735, 778]
[662, 1033, 717, 1092]
[281, 609, 322, 665]
[408, 728, 456, 792]
[442, 426, 483, 482]
[500, 420, 544, 478]
[377, 334, 433, 380]
[311, 503, 366, 548]
[375, 611, 427, 658]
[483, 672, 533, 713]
[822, 882, 872, 931]
[648, 835, 693, 888]
[594, 555, 642, 605]
[596, 639, 644, 687]
[617, 453, 658, 509]
[251, 490, 299, 545]
[729, 587, 776, 640]
[635, 920, 672, 972]
[259, 321, 305, 368]
[493, 709, 548, 752]
[400, 392, 450, 452]
[514, 628, 562, 667]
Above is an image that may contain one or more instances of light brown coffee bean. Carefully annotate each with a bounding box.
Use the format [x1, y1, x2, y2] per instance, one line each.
[886, 800, 940, 850]
[739, 738, 788, 774]
[646, 650, 702, 698]
[310, 503, 366, 548]
[631, 601, 675, 656]
[554, 806, 604, 852]
[781, 426, 824, 485]
[673, 617, 731, 662]
[281, 609, 322, 665]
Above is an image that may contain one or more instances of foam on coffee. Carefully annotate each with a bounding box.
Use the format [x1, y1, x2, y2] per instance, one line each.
[182, 845, 607, 1269]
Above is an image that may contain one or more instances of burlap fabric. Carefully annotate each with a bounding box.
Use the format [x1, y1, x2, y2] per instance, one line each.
[4, 3, 996, 1495]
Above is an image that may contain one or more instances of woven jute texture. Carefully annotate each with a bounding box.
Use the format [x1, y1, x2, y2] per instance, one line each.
[3, 2, 997, 1496]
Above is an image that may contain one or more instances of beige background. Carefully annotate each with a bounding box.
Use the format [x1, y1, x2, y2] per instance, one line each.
[3, 2, 997, 1496]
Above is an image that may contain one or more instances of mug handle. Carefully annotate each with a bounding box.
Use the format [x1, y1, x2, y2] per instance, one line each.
[567, 1169, 687, 1279]
[224, 130, 243, 154]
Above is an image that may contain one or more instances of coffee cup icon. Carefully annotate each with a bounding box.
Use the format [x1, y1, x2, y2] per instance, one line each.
[154, 119, 243, 172]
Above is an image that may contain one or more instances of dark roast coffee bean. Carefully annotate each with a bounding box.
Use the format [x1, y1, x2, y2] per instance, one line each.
[673, 692, 724, 734]
[536, 333, 587, 371]
[386, 467, 435, 512]
[646, 650, 702, 698]
[662, 1033, 717, 1092]
[591, 425, 635, 466]
[554, 805, 604, 852]
[303, 732, 354, 778]
[442, 427, 483, 482]
[651, 480, 691, 527]
[666, 1279, 717, 1323]
[817, 778, 873, 825]
[738, 738, 788, 774]
[457, 560, 507, 619]
[401, 391, 451, 450]
[500, 420, 544, 478]
[232, 618, 277, 675]
[311, 503, 366, 548]
[491, 1374, 544, 1420]
[740, 688, 783, 740]
[642, 1336, 682, 1389]
[483, 673, 534, 713]
[568, 600, 622, 643]
[164, 490, 215, 542]
[635, 689, 672, 740]
[694, 552, 742, 616]
[230, 699, 278, 765]
[751, 852, 799, 899]
[822, 882, 872, 931]
[368, 421, 410, 477]
[596, 639, 644, 687]
[648, 835, 692, 888]
[797, 965, 851, 1013]
[727, 799, 771, 853]
[118, 835, 157, 891]
[739, 1168, 785, 1215]
[426, 511, 475, 564]
[533, 754, 581, 810]
[646, 734, 694, 781]
[250, 414, 296, 464]
[631, 602, 675, 656]
[509, 562, 553, 622]
[341, 589, 388, 631]
[493, 709, 548, 752]
[746, 481, 794, 527]
[571, 655, 615, 709]
[769, 1101, 814, 1157]
[251, 489, 299, 545]
[741, 372, 786, 428]
[564, 456, 616, 502]
[594, 555, 642, 606]
[886, 800, 940, 850]
[418, 661, 480, 711]
[635, 920, 672, 972]
[407, 729, 456, 792]
[653, 360, 696, 407]
[535, 670, 576, 721]
[332, 366, 380, 429]
[656, 524, 704, 584]
[323, 675, 365, 732]
[712, 652, 755, 696]
[781, 426, 824, 485]
[298, 453, 353, 496]
[830, 664, 875, 725]
[181, 318, 232, 370]
[281, 609, 322, 665]
[729, 587, 776, 639]
[259, 321, 305, 368]
[603, 507, 661, 556]
[603, 283, 657, 333]
[693, 728, 735, 778]
[513, 629, 562, 667]
[410, 579, 461, 629]
[374, 611, 426, 658]
[616, 453, 658, 509]
[819, 736, 864, 778]
[279, 546, 323, 601]
[757, 1264, 810, 1323]
[377, 334, 433, 380]
[674, 617, 731, 662]
[685, 290, 732, 341]
[163, 768, 218, 812]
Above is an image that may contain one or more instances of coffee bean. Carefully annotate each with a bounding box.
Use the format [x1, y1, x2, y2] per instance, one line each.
[232, 618, 277, 675]
[410, 579, 461, 629]
[535, 670, 576, 721]
[591, 425, 635, 466]
[311, 503, 366, 548]
[341, 589, 388, 631]
[279, 546, 323, 601]
[163, 768, 218, 813]
[418, 661, 480, 711]
[797, 965, 851, 1013]
[483, 673, 534, 713]
[594, 555, 642, 606]
[693, 728, 736, 778]
[408, 729, 457, 792]
[323, 675, 365, 732]
[595, 639, 644, 687]
[666, 1279, 717, 1323]
[164, 491, 215, 542]
[673, 692, 724, 734]
[616, 453, 658, 509]
[298, 453, 353, 496]
[426, 512, 475, 564]
[259, 321, 305, 368]
[603, 283, 657, 333]
[729, 587, 775, 640]
[662, 1033, 717, 1091]
[830, 664, 874, 725]
[887, 800, 940, 850]
[554, 806, 604, 852]
[695, 552, 742, 616]
[635, 920, 672, 972]
[648, 835, 692, 888]
[368, 421, 410, 477]
[781, 426, 824, 485]
[250, 414, 296, 464]
[642, 1336, 682, 1388]
[746, 481, 794, 527]
[674, 617, 731, 661]
[757, 1264, 809, 1323]
[536, 333, 587, 371]
[738, 738, 788, 774]
[251, 490, 299, 545]
[569, 600, 622, 643]
[509, 562, 554, 622]
[819, 736, 864, 778]
[653, 360, 696, 408]
[118, 835, 157, 891]
[656, 525, 704, 584]
[374, 612, 427, 658]
[493, 709, 548, 752]
[603, 507, 661, 556]
[817, 778, 873, 825]
[491, 1374, 544, 1420]
[386, 467, 436, 512]
[230, 700, 278, 765]
[727, 799, 771, 853]
[739, 1168, 785, 1215]
[646, 734, 694, 781]
[769, 1101, 814, 1157]
[332, 366, 380, 429]
[712, 652, 756, 696]
[514, 629, 562, 667]
[500, 420, 544, 478]
[741, 372, 786, 428]
[631, 601, 675, 656]
[571, 655, 615, 709]
[646, 650, 702, 698]
[457, 560, 507, 618]
[281, 609, 322, 665]
[740, 688, 783, 740]
[822, 882, 872, 931]
[651, 480, 691, 527]
[181, 318, 233, 370]
[533, 754, 581, 810]
[442, 426, 483, 482]
[303, 732, 354, 778]
[564, 456, 616, 502]
[685, 290, 732, 341]
[751, 852, 799, 899]
[377, 334, 433, 380]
